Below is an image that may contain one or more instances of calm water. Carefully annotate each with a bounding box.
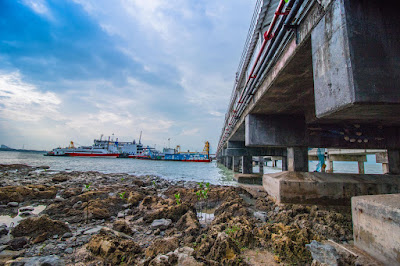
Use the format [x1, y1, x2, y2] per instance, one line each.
[0, 151, 383, 185]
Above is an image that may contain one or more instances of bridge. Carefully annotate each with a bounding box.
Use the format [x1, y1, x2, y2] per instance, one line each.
[216, 0, 400, 263]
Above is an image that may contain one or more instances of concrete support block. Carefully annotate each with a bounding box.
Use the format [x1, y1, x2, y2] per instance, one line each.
[388, 149, 400, 175]
[287, 147, 309, 172]
[352, 194, 400, 265]
[245, 114, 305, 147]
[233, 156, 240, 172]
[242, 156, 252, 174]
[263, 172, 400, 205]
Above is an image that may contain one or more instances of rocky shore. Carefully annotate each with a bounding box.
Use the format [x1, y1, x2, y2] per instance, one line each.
[0, 164, 355, 265]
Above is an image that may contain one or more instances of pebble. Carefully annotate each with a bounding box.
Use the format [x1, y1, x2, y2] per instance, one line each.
[64, 247, 73, 254]
[62, 232, 73, 239]
[19, 211, 33, 217]
[19, 206, 34, 212]
[150, 218, 172, 229]
[7, 202, 19, 207]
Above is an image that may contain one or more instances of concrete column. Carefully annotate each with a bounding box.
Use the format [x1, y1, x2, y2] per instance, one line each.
[282, 157, 288, 171]
[226, 156, 232, 170]
[287, 147, 309, 172]
[388, 149, 400, 175]
[358, 161, 365, 174]
[326, 158, 333, 173]
[242, 156, 253, 174]
[258, 156, 264, 174]
[233, 156, 240, 172]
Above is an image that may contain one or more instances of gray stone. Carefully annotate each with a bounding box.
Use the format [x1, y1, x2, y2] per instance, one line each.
[83, 226, 103, 235]
[19, 206, 34, 212]
[150, 218, 172, 229]
[5, 255, 65, 266]
[306, 240, 339, 266]
[64, 247, 73, 254]
[62, 232, 73, 239]
[253, 211, 268, 222]
[7, 202, 19, 208]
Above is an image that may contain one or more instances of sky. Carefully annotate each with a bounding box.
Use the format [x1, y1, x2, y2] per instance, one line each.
[0, 0, 255, 152]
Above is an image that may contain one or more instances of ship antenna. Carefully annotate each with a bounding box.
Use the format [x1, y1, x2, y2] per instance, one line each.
[139, 131, 142, 144]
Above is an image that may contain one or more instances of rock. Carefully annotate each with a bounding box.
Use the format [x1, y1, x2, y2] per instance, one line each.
[86, 227, 142, 265]
[144, 203, 195, 223]
[19, 206, 34, 212]
[0, 185, 57, 203]
[62, 232, 73, 239]
[175, 211, 200, 238]
[151, 219, 172, 229]
[145, 237, 179, 258]
[64, 247, 73, 254]
[11, 215, 70, 243]
[19, 211, 33, 217]
[5, 255, 65, 266]
[112, 220, 133, 235]
[306, 240, 339, 265]
[0, 250, 24, 262]
[253, 211, 268, 222]
[7, 237, 28, 250]
[7, 202, 18, 208]
[148, 254, 171, 265]
[0, 225, 9, 236]
[83, 226, 103, 235]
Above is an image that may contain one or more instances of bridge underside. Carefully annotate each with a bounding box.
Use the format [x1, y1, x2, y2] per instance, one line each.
[218, 0, 400, 205]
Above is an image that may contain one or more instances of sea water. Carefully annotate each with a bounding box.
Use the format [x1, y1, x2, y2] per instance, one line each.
[0, 151, 383, 185]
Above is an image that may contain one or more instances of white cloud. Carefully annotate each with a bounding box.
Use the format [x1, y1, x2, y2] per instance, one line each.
[0, 71, 61, 122]
[21, 0, 54, 20]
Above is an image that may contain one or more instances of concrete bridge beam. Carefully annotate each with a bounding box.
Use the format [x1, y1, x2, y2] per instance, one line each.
[224, 147, 285, 157]
[245, 114, 305, 147]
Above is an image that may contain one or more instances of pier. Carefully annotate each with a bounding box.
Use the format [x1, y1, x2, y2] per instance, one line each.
[217, 0, 400, 263]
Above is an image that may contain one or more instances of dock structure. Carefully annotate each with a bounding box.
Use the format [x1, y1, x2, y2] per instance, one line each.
[216, 0, 400, 262]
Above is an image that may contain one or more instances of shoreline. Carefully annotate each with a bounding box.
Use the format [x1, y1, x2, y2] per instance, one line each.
[0, 164, 356, 265]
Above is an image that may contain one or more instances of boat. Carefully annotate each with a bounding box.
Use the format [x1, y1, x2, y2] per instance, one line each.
[130, 141, 211, 162]
[45, 134, 146, 157]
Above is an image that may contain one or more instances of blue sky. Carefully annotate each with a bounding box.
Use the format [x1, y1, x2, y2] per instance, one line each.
[0, 0, 254, 152]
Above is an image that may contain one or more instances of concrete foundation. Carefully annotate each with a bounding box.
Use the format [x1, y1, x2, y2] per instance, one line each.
[234, 174, 262, 185]
[352, 194, 400, 265]
[263, 172, 400, 205]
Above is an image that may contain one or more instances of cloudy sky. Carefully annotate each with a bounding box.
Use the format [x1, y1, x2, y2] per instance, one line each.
[0, 0, 254, 152]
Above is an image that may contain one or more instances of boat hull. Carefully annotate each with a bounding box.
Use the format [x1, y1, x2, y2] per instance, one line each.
[65, 153, 120, 157]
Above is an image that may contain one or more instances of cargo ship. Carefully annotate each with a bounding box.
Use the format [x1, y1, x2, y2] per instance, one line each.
[45, 134, 145, 157]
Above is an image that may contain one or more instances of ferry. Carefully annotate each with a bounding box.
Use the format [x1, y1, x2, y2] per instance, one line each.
[45, 134, 145, 157]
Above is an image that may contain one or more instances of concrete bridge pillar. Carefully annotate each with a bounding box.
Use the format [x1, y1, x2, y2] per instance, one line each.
[388, 150, 400, 175]
[226, 156, 233, 170]
[242, 155, 252, 174]
[287, 147, 308, 172]
[258, 156, 264, 174]
[233, 156, 240, 172]
[282, 156, 288, 171]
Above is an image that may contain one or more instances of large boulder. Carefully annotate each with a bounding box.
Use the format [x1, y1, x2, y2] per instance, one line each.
[11, 215, 70, 243]
[0, 185, 57, 203]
